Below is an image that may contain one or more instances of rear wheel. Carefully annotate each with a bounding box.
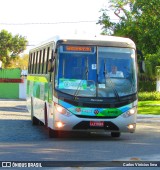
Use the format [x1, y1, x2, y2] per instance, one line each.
[44, 103, 48, 127]
[31, 97, 39, 125]
[111, 132, 121, 138]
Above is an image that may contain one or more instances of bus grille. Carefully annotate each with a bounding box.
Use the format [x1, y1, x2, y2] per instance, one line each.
[75, 115, 118, 119]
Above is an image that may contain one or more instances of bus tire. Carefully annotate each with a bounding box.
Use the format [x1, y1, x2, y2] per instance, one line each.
[32, 116, 40, 125]
[31, 97, 39, 125]
[44, 103, 48, 127]
[111, 132, 121, 138]
[48, 128, 59, 138]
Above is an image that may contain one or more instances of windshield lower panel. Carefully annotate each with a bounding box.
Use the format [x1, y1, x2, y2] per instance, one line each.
[55, 45, 137, 99]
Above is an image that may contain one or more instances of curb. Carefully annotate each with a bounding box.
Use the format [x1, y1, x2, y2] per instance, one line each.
[137, 114, 160, 123]
[0, 99, 26, 101]
[137, 114, 160, 118]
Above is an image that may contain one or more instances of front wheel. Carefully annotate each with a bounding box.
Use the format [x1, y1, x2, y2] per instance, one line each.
[48, 128, 59, 138]
[32, 116, 40, 125]
[111, 132, 121, 138]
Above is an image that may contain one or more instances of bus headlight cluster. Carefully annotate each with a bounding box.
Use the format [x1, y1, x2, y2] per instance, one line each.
[122, 107, 137, 118]
[54, 103, 72, 117]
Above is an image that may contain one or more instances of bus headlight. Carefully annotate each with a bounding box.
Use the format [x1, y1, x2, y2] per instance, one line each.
[54, 103, 72, 117]
[122, 107, 137, 118]
[55, 104, 66, 113]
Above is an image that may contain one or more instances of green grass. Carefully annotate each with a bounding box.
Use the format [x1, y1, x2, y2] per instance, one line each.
[138, 100, 160, 115]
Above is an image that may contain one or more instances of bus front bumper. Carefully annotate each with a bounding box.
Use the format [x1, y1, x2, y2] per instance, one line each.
[53, 112, 137, 133]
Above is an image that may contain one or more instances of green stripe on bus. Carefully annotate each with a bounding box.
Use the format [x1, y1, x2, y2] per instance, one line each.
[27, 76, 48, 83]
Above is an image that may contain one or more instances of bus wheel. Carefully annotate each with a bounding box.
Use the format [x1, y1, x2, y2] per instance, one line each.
[111, 132, 121, 138]
[44, 104, 48, 127]
[48, 128, 59, 138]
[32, 116, 40, 125]
[31, 97, 39, 125]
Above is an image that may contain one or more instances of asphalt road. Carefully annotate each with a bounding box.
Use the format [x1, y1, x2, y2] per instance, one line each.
[0, 100, 160, 169]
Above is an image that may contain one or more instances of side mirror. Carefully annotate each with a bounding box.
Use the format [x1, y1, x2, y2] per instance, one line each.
[139, 61, 145, 73]
[48, 58, 54, 72]
[137, 50, 145, 73]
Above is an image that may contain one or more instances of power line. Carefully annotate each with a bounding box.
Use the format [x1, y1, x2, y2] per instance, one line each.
[0, 20, 97, 25]
[0, 19, 119, 25]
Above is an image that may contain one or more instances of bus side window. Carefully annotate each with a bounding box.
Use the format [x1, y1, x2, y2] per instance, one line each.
[45, 47, 50, 74]
[35, 51, 39, 74]
[32, 52, 35, 74]
[28, 53, 32, 74]
[48, 50, 55, 72]
[38, 50, 42, 74]
[42, 49, 46, 74]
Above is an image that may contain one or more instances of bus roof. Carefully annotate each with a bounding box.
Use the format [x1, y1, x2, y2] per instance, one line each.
[54, 34, 135, 49]
[30, 34, 136, 52]
[53, 34, 133, 43]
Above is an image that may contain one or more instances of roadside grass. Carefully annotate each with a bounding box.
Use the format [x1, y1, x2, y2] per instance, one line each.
[138, 101, 160, 115]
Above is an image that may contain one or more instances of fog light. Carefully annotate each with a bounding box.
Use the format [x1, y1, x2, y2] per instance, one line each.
[128, 123, 136, 130]
[55, 121, 65, 128]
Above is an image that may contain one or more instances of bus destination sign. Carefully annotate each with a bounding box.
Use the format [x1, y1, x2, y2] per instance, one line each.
[65, 46, 92, 52]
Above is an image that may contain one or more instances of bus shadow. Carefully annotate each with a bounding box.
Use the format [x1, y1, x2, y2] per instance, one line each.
[47, 130, 131, 141]
[0, 119, 131, 143]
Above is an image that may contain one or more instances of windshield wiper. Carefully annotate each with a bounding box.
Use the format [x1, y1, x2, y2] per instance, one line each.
[73, 58, 89, 100]
[103, 59, 120, 101]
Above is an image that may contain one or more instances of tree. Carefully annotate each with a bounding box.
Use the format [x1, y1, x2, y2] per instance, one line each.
[9, 54, 29, 69]
[98, 0, 160, 54]
[0, 30, 28, 68]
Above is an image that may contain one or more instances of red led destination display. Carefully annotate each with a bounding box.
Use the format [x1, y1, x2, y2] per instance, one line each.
[65, 46, 92, 52]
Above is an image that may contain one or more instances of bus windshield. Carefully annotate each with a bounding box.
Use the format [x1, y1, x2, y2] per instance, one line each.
[55, 45, 137, 98]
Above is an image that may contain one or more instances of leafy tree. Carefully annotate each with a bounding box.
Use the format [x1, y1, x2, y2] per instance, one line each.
[9, 54, 29, 69]
[145, 48, 160, 75]
[98, 0, 160, 54]
[0, 30, 28, 68]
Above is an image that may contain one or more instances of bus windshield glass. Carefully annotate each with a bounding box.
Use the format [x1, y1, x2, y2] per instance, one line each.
[55, 45, 137, 98]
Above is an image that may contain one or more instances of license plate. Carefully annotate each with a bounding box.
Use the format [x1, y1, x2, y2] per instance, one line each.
[90, 121, 104, 127]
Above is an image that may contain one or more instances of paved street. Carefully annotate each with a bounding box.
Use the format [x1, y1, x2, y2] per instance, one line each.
[0, 100, 160, 169]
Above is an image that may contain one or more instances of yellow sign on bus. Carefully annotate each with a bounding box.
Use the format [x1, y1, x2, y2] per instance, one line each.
[66, 46, 92, 52]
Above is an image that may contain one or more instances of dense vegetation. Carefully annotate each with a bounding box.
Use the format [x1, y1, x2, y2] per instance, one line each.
[138, 92, 160, 101]
[98, 0, 160, 83]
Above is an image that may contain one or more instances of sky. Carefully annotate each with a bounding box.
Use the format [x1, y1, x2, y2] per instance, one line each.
[0, 0, 112, 53]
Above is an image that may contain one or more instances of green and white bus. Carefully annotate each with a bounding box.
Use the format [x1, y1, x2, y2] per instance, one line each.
[27, 35, 138, 138]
